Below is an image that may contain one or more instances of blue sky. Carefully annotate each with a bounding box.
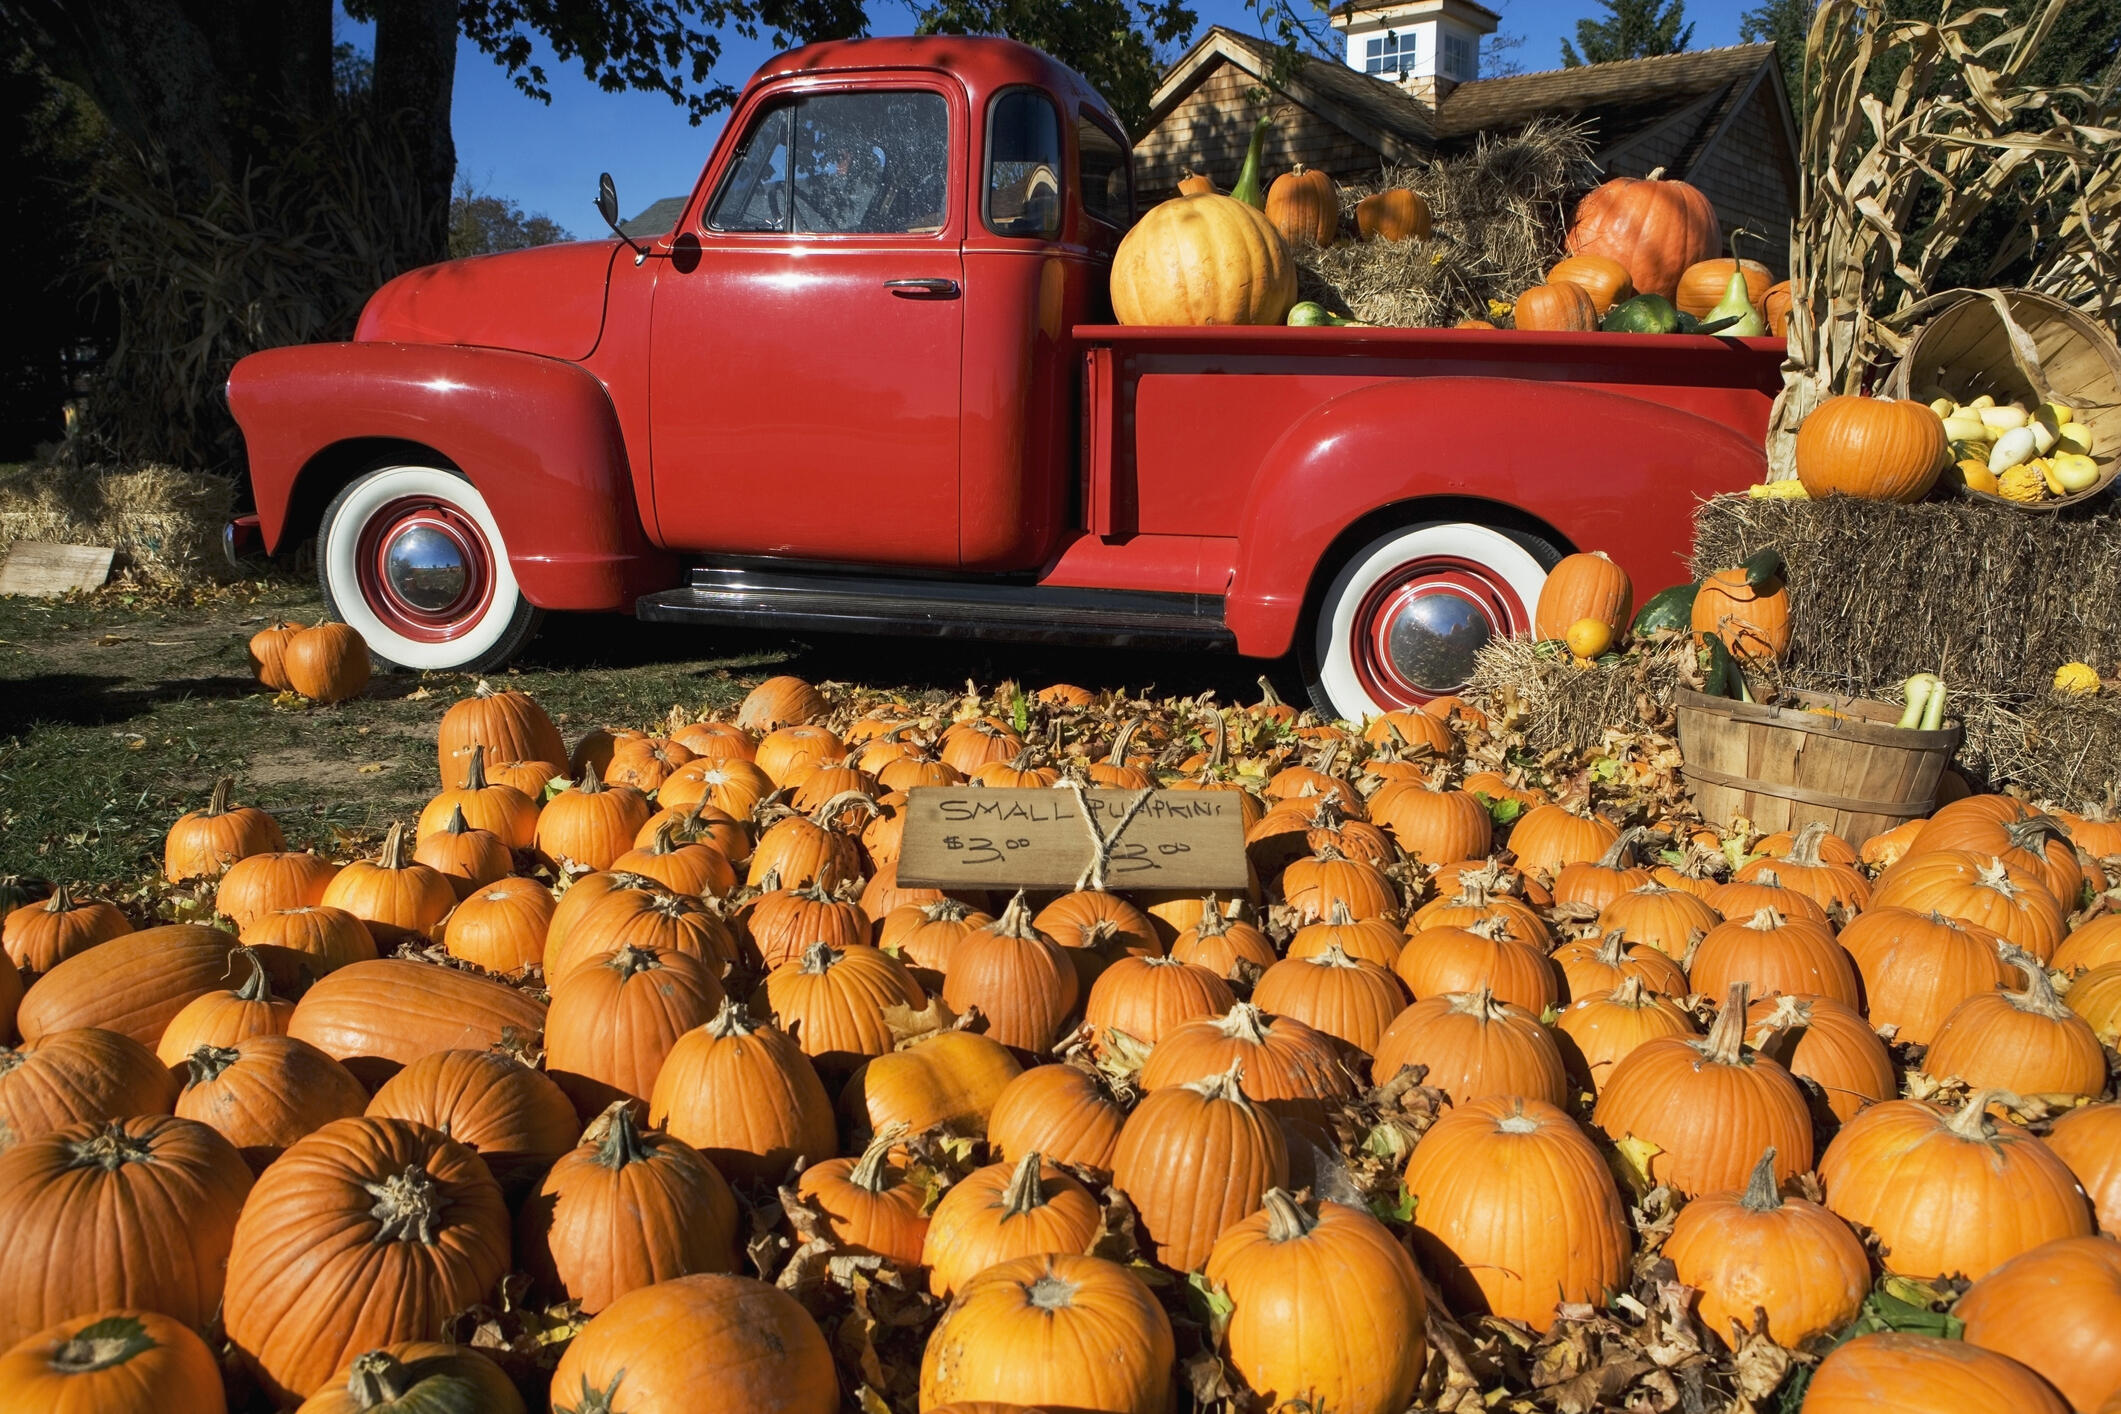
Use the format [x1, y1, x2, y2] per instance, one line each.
[336, 0, 1751, 238]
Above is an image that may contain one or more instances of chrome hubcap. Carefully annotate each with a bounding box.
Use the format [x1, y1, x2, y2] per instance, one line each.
[383, 525, 471, 612]
[1385, 592, 1493, 694]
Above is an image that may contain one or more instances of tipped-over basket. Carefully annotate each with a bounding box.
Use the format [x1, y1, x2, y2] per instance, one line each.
[1674, 687, 1961, 847]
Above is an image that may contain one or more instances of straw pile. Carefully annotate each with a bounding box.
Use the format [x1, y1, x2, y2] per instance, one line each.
[1691, 492, 2121, 799]
[1292, 120, 1601, 328]
[0, 463, 234, 584]
[1466, 634, 1697, 757]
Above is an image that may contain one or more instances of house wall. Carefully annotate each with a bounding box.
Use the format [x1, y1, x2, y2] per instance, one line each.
[1683, 85, 1798, 278]
[1134, 65, 1387, 202]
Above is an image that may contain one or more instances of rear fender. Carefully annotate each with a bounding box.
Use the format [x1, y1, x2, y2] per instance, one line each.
[1225, 376, 1766, 656]
[228, 342, 672, 611]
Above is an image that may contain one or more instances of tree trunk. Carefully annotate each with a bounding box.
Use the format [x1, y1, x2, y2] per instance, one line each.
[371, 0, 459, 268]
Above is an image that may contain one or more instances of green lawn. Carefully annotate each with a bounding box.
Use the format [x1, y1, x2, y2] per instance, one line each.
[0, 580, 1290, 887]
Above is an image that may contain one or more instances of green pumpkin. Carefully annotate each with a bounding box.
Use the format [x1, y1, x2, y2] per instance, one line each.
[1631, 582, 1699, 636]
[1601, 293, 1683, 334]
[306, 1346, 526, 1414]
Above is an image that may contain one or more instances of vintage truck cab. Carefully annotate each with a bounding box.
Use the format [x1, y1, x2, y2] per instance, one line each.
[228, 34, 1784, 721]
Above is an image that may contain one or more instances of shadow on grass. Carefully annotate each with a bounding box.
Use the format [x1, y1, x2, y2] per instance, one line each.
[0, 671, 272, 734]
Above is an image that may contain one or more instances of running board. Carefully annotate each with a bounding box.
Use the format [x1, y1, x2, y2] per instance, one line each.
[637, 566, 1235, 651]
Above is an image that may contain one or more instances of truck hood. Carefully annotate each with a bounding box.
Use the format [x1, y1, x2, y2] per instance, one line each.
[354, 240, 620, 361]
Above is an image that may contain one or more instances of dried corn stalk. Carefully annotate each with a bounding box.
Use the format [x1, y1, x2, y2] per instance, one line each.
[1766, 0, 2121, 478]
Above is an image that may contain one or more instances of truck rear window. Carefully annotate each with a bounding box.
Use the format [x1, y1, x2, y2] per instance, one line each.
[707, 91, 951, 236]
[1077, 117, 1132, 230]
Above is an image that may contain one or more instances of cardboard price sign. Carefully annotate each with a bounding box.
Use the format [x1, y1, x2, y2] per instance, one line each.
[896, 787, 1249, 892]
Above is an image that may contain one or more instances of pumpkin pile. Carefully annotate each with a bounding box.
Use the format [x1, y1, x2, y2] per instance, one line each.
[1, 671, 2118, 1412]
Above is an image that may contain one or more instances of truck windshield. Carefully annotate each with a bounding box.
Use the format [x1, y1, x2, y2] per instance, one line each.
[707, 90, 950, 236]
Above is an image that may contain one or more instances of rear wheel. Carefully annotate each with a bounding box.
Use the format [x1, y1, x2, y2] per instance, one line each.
[1303, 519, 1559, 721]
[317, 464, 541, 672]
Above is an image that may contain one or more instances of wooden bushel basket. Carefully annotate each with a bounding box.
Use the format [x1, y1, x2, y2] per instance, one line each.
[1674, 688, 1962, 847]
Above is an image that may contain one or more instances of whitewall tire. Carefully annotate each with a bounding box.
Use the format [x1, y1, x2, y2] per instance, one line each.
[1305, 520, 1558, 721]
[317, 465, 541, 672]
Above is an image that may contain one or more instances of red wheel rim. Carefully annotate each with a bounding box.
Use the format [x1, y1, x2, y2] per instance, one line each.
[353, 497, 496, 644]
[1350, 556, 1529, 708]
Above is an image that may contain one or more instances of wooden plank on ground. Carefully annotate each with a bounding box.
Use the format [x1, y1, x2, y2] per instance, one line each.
[0, 543, 113, 597]
[897, 786, 1249, 892]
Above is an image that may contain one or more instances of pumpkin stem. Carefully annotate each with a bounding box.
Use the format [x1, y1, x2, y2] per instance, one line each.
[48, 1315, 155, 1374]
[1738, 1148, 1783, 1212]
[1945, 1089, 2014, 1140]
[703, 996, 765, 1040]
[1025, 1269, 1081, 1311]
[921, 897, 975, 925]
[1744, 906, 1788, 932]
[1255, 673, 1284, 710]
[1608, 974, 1652, 1008]
[557, 1373, 626, 1414]
[1785, 821, 1832, 869]
[1594, 828, 1644, 872]
[1193, 895, 1236, 938]
[1466, 913, 1516, 942]
[347, 1349, 417, 1407]
[204, 776, 236, 818]
[990, 890, 1042, 941]
[1997, 950, 2073, 1019]
[1594, 929, 1628, 968]
[1974, 857, 2023, 899]
[647, 815, 686, 856]
[847, 1123, 908, 1192]
[1700, 982, 1752, 1065]
[364, 1163, 444, 1244]
[1309, 942, 1359, 970]
[377, 822, 412, 871]
[1323, 897, 1357, 929]
[65, 1122, 153, 1171]
[585, 1101, 651, 1169]
[1259, 1186, 1318, 1242]
[1214, 1001, 1272, 1045]
[1105, 718, 1142, 768]
[460, 744, 490, 792]
[442, 805, 473, 838]
[1205, 711, 1227, 771]
[808, 790, 882, 828]
[573, 761, 610, 795]
[41, 882, 76, 914]
[798, 939, 842, 974]
[608, 943, 662, 981]
[1446, 984, 1507, 1021]
[1184, 1060, 1252, 1106]
[185, 1042, 240, 1088]
[1001, 1149, 1051, 1215]
[228, 946, 275, 1003]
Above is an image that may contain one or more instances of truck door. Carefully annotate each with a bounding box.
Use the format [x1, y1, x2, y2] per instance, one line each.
[648, 82, 965, 566]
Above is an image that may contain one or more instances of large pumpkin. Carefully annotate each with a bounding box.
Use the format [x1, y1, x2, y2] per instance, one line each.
[287, 958, 546, 1086]
[1955, 1234, 2121, 1413]
[647, 999, 836, 1185]
[364, 1048, 577, 1198]
[1663, 1147, 1869, 1347]
[215, 851, 341, 931]
[551, 1273, 836, 1414]
[295, 1343, 525, 1414]
[1401, 1095, 1631, 1331]
[1795, 395, 1949, 503]
[17, 926, 308, 1048]
[839, 1029, 1022, 1140]
[1817, 1090, 2094, 1280]
[517, 1103, 738, 1314]
[1803, 1331, 2071, 1414]
[1205, 1189, 1426, 1414]
[918, 1253, 1173, 1414]
[410, 809, 510, 900]
[1840, 906, 2013, 1044]
[176, 1035, 368, 1171]
[282, 623, 371, 704]
[0, 1309, 227, 1414]
[1534, 550, 1634, 641]
[923, 1150, 1101, 1297]
[1111, 193, 1297, 327]
[1743, 993, 1894, 1127]
[1871, 851, 2065, 961]
[1564, 172, 1720, 300]
[1111, 1066, 1290, 1273]
[1592, 984, 1814, 1196]
[0, 1027, 176, 1150]
[3, 885, 131, 978]
[1507, 805, 1621, 881]
[1924, 962, 2108, 1102]
[1136, 1003, 1351, 1125]
[1371, 987, 1567, 1108]
[0, 1115, 254, 1346]
[223, 1116, 511, 1404]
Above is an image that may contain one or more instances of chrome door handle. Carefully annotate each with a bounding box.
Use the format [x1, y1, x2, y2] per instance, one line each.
[883, 278, 959, 298]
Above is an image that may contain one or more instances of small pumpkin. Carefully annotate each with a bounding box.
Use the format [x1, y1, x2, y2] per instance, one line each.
[1546, 254, 1633, 315]
[1675, 255, 1774, 319]
[1663, 1147, 1869, 1348]
[1371, 987, 1567, 1107]
[1252, 944, 1406, 1057]
[165, 777, 285, 883]
[242, 905, 378, 975]
[319, 823, 455, 947]
[438, 877, 553, 976]
[436, 684, 567, 787]
[0, 1309, 227, 1414]
[735, 675, 828, 732]
[3, 885, 132, 978]
[917, 1253, 1172, 1414]
[647, 999, 836, 1186]
[296, 1343, 525, 1414]
[2044, 1102, 2121, 1235]
[923, 1149, 1101, 1297]
[1743, 993, 1894, 1128]
[176, 1035, 368, 1171]
[942, 893, 1079, 1055]
[1356, 186, 1430, 242]
[248, 620, 306, 691]
[155, 947, 294, 1065]
[1552, 977, 1696, 1097]
[410, 808, 510, 901]
[756, 941, 926, 1077]
[1136, 1003, 1351, 1126]
[986, 1063, 1127, 1179]
[1111, 1066, 1290, 1273]
[1690, 906, 1862, 1007]
[0, 1028, 177, 1152]
[216, 851, 341, 931]
[552, 1273, 836, 1414]
[793, 1125, 930, 1266]
[1083, 954, 1233, 1057]
[1513, 281, 1598, 332]
[1534, 550, 1634, 641]
[1690, 558, 1791, 665]
[535, 765, 654, 875]
[1264, 164, 1338, 246]
[283, 623, 370, 703]
[545, 942, 725, 1118]
[838, 1029, 1022, 1141]
[1923, 958, 2108, 1102]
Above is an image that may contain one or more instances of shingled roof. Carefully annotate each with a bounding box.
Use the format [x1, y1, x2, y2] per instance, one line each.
[1434, 43, 1778, 149]
[1150, 28, 1440, 157]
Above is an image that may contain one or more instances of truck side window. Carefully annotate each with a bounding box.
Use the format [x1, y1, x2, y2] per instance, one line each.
[707, 91, 950, 236]
[985, 90, 1063, 239]
[1076, 117, 1132, 230]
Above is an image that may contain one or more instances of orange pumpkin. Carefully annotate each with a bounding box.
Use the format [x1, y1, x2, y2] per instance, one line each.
[735, 675, 828, 732]
[215, 851, 340, 931]
[1512, 281, 1598, 332]
[1923, 962, 2108, 1102]
[0, 1028, 177, 1152]
[941, 895, 1079, 1055]
[1111, 193, 1297, 327]
[2045, 1102, 2121, 1235]
[1552, 977, 1696, 1097]
[1675, 256, 1773, 319]
[1804, 1332, 2071, 1414]
[1371, 987, 1566, 1107]
[1356, 186, 1430, 242]
[917, 1253, 1172, 1414]
[545, 942, 724, 1119]
[1137, 1003, 1352, 1125]
[552, 1273, 836, 1414]
[1664, 1147, 1869, 1348]
[1762, 280, 1792, 336]
[165, 778, 285, 883]
[1795, 395, 1949, 503]
[1534, 550, 1634, 641]
[175, 1034, 367, 1171]
[438, 876, 553, 975]
[1955, 1234, 2121, 1413]
[923, 1150, 1101, 1297]
[1743, 993, 1895, 1127]
[535, 765, 654, 875]
[436, 684, 567, 787]
[646, 999, 836, 1186]
[0, 1308, 227, 1414]
[1564, 171, 1720, 300]
[281, 623, 370, 704]
[3, 886, 131, 978]
[363, 1048, 578, 1198]
[986, 1063, 1127, 1180]
[1264, 164, 1338, 245]
[1110, 1066, 1290, 1272]
[247, 620, 305, 690]
[1546, 254, 1633, 315]
[1252, 945, 1407, 1057]
[318, 823, 455, 946]
[793, 1126, 930, 1266]
[1690, 563, 1791, 665]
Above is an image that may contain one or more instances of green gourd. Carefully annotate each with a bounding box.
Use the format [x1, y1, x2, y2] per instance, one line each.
[1228, 116, 1272, 210]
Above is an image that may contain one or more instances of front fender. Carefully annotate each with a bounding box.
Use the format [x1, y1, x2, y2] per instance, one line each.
[1225, 376, 1768, 656]
[228, 342, 672, 611]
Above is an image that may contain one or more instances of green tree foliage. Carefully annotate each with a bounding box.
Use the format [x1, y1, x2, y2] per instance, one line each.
[448, 180, 571, 259]
[1559, 0, 1694, 67]
[1739, 0, 1814, 109]
[915, 0, 1194, 133]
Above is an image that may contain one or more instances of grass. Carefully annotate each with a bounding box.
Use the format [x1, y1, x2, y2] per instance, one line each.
[0, 579, 1293, 887]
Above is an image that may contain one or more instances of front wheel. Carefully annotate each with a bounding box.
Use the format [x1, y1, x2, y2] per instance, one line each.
[1304, 520, 1559, 721]
[317, 465, 541, 672]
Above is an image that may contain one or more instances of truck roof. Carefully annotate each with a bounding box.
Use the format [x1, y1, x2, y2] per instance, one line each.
[751, 34, 1128, 140]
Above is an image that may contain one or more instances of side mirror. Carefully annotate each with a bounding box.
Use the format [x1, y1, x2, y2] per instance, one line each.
[595, 172, 646, 263]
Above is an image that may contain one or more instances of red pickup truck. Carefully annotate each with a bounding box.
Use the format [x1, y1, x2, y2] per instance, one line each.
[228, 34, 1783, 722]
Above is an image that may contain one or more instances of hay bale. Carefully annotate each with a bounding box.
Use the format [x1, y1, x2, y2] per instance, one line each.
[1294, 120, 1601, 328]
[1689, 492, 2121, 796]
[1467, 635, 1696, 757]
[0, 462, 234, 585]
